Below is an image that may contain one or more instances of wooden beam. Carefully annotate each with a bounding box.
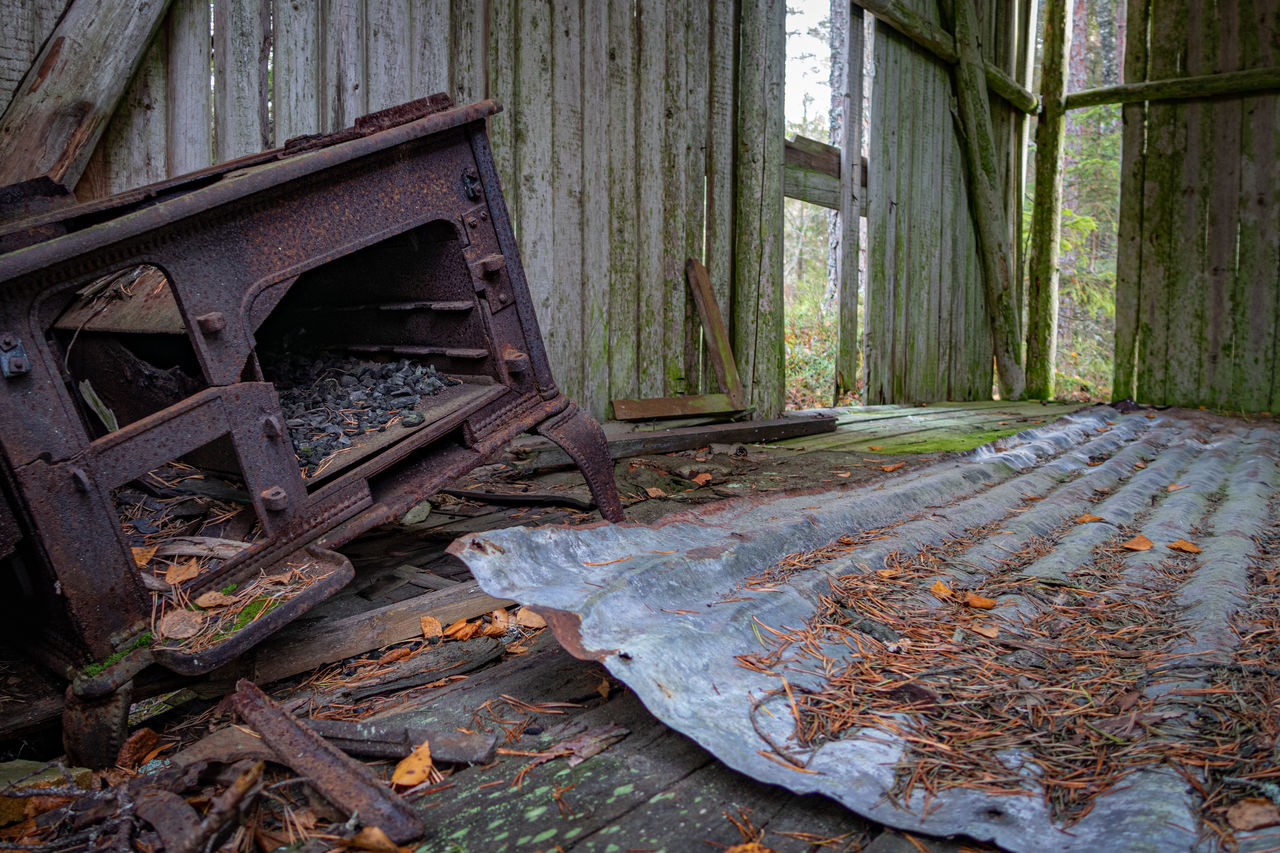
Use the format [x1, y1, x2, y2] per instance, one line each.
[834, 3, 864, 403]
[610, 393, 741, 421]
[1064, 65, 1280, 111]
[949, 0, 1026, 400]
[783, 163, 840, 209]
[852, 0, 1038, 114]
[782, 137, 868, 212]
[685, 258, 744, 405]
[1025, 0, 1071, 399]
[0, 0, 174, 190]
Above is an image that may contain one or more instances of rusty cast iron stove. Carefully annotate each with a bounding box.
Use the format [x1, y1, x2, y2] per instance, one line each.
[0, 95, 622, 765]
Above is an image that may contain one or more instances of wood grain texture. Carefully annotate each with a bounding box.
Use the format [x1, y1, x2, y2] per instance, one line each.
[581, 0, 611, 417]
[273, 0, 319, 142]
[168, 0, 212, 174]
[683, 0, 709, 392]
[1111, 0, 1148, 401]
[214, 0, 268, 159]
[635, 0, 666, 399]
[551, 0, 584, 398]
[411, 0, 451, 99]
[702, 0, 737, 396]
[321, 0, 365, 131]
[661, 0, 689, 395]
[0, 0, 173, 188]
[103, 30, 168, 195]
[365, 0, 411, 113]
[834, 4, 863, 402]
[607, 0, 638, 408]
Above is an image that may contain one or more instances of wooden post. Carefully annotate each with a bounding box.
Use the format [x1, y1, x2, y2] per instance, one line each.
[834, 2, 865, 403]
[1025, 0, 1070, 399]
[948, 0, 1026, 400]
[0, 0, 174, 189]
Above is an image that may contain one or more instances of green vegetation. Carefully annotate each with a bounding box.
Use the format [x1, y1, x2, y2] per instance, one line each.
[81, 631, 153, 677]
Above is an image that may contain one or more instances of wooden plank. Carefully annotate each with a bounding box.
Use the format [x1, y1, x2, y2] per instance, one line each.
[214, 0, 268, 159]
[607, 0, 638, 406]
[517, 413, 838, 470]
[1064, 66, 1280, 110]
[486, 0, 516, 225]
[450, 0, 486, 103]
[901, 37, 929, 400]
[513, 0, 554, 390]
[273, 0, 319, 142]
[782, 162, 840, 209]
[101, 27, 168, 195]
[1112, 0, 1148, 401]
[635, 0, 666, 399]
[864, 17, 896, 403]
[581, 0, 610, 420]
[0, 0, 174, 189]
[662, 0, 689, 396]
[835, 6, 864, 402]
[610, 394, 740, 421]
[365, 0, 411, 113]
[1024, 0, 1070, 399]
[1233, 0, 1279, 410]
[213, 581, 513, 686]
[320, 0, 365, 131]
[410, 0, 450, 97]
[686, 258, 744, 405]
[168, 0, 212, 175]
[683, 0, 709, 393]
[551, 0, 584, 400]
[950, 0, 1025, 400]
[703, 0, 737, 397]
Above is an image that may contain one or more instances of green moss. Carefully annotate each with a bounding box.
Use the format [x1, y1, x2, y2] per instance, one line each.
[219, 583, 239, 594]
[81, 631, 154, 677]
[862, 426, 1026, 454]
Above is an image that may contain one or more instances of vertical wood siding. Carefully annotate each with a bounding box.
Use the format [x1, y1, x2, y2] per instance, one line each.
[0, 0, 788, 420]
[864, 0, 1022, 404]
[1115, 0, 1279, 410]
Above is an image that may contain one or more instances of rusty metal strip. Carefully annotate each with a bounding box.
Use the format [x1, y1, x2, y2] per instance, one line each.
[231, 680, 423, 843]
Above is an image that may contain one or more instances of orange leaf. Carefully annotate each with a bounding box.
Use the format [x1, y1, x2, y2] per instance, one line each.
[165, 559, 201, 585]
[969, 624, 999, 639]
[1076, 514, 1105, 523]
[1096, 427, 1109, 433]
[835, 471, 851, 478]
[1120, 534, 1153, 551]
[483, 608, 511, 637]
[1105, 420, 1116, 426]
[131, 545, 158, 568]
[443, 618, 475, 640]
[1145, 412, 1156, 419]
[515, 607, 546, 629]
[596, 676, 611, 700]
[1227, 798, 1280, 832]
[644, 486, 667, 498]
[881, 462, 906, 473]
[391, 740, 433, 787]
[930, 580, 953, 599]
[1167, 483, 1188, 492]
[1167, 538, 1203, 554]
[962, 592, 997, 610]
[692, 473, 713, 486]
[381, 647, 412, 665]
[420, 615, 442, 640]
[867, 445, 883, 451]
[1134, 460, 1147, 469]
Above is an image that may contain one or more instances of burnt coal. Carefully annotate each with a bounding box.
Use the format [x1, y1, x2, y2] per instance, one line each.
[265, 351, 460, 477]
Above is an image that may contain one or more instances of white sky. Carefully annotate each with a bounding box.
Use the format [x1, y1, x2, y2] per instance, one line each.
[785, 0, 834, 126]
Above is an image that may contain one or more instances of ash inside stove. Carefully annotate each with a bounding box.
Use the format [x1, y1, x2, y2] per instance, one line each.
[264, 351, 460, 477]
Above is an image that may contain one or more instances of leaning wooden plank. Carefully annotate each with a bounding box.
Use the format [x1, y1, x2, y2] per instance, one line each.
[209, 581, 514, 686]
[852, 0, 1037, 114]
[0, 0, 174, 189]
[610, 394, 741, 421]
[1024, 0, 1070, 399]
[949, 0, 1026, 400]
[1063, 65, 1280, 111]
[686, 258, 744, 405]
[516, 414, 836, 470]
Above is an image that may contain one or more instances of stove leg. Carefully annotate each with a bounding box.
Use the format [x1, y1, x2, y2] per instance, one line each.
[63, 681, 132, 769]
[537, 401, 624, 523]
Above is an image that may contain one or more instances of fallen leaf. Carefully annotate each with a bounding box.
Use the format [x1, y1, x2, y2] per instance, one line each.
[193, 590, 236, 609]
[483, 608, 511, 637]
[347, 826, 408, 851]
[930, 580, 954, 599]
[644, 486, 667, 498]
[596, 676, 611, 700]
[158, 609, 205, 640]
[867, 445, 883, 451]
[1096, 427, 1110, 433]
[131, 545, 158, 568]
[881, 462, 906, 473]
[1077, 513, 1105, 523]
[420, 615, 442, 640]
[969, 624, 999, 639]
[1167, 538, 1203, 554]
[391, 740, 434, 787]
[515, 607, 546, 629]
[998, 420, 1010, 425]
[1105, 420, 1116, 425]
[443, 619, 478, 641]
[380, 647, 412, 665]
[1120, 534, 1154, 551]
[725, 845, 779, 853]
[165, 559, 202, 585]
[1134, 460, 1147, 469]
[835, 471, 851, 478]
[1167, 483, 1188, 492]
[1227, 798, 1280, 831]
[1145, 412, 1156, 418]
[692, 473, 713, 486]
[116, 728, 161, 770]
[963, 592, 997, 610]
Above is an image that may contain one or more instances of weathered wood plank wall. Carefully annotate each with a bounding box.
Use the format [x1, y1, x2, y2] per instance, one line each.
[0, 0, 787, 420]
[862, 0, 1031, 403]
[1114, 0, 1279, 410]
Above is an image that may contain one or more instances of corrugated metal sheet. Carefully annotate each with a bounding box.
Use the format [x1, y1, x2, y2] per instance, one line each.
[452, 407, 1280, 851]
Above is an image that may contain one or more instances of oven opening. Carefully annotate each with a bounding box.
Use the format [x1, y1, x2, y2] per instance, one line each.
[254, 219, 500, 488]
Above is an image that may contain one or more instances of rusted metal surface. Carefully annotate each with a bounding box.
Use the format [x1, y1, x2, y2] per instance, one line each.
[232, 680, 424, 843]
[0, 94, 622, 762]
[453, 408, 1280, 852]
